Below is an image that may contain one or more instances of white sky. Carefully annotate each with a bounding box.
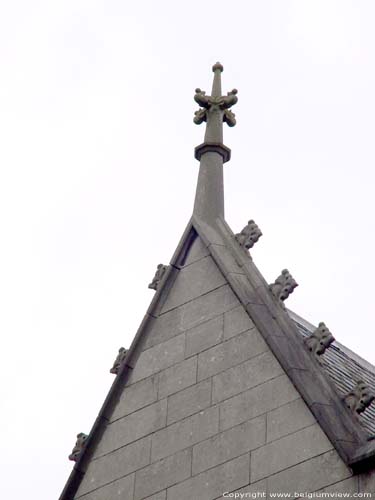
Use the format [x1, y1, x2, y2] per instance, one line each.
[1, 1, 375, 498]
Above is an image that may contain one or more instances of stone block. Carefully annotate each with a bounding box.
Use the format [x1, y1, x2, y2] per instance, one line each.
[219, 374, 299, 431]
[143, 492, 166, 500]
[167, 454, 250, 500]
[76, 437, 150, 496]
[94, 399, 167, 457]
[143, 307, 184, 349]
[181, 284, 239, 331]
[129, 334, 185, 384]
[222, 479, 267, 500]
[111, 374, 159, 421]
[167, 378, 212, 425]
[212, 351, 284, 404]
[158, 356, 197, 399]
[267, 450, 352, 494]
[161, 256, 226, 314]
[224, 305, 255, 340]
[185, 315, 224, 357]
[151, 406, 219, 462]
[192, 416, 266, 474]
[75, 473, 135, 500]
[134, 449, 191, 500]
[183, 235, 210, 266]
[266, 398, 316, 442]
[197, 329, 268, 381]
[319, 477, 358, 494]
[251, 424, 333, 482]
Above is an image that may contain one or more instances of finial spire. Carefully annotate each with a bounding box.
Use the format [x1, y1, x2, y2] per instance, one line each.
[193, 63, 238, 224]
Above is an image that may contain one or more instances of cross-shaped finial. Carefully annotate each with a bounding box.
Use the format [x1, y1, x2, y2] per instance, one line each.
[194, 63, 238, 163]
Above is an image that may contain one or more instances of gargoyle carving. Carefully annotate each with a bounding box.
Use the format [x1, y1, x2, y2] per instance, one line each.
[235, 220, 262, 250]
[304, 322, 335, 363]
[193, 88, 238, 127]
[148, 264, 167, 291]
[69, 433, 88, 462]
[269, 269, 298, 306]
[344, 381, 375, 415]
[110, 347, 128, 375]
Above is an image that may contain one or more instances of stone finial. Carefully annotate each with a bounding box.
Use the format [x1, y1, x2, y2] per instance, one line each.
[344, 381, 375, 415]
[148, 264, 167, 291]
[269, 269, 298, 305]
[235, 220, 262, 250]
[194, 88, 238, 127]
[110, 347, 128, 375]
[304, 322, 335, 363]
[69, 433, 88, 462]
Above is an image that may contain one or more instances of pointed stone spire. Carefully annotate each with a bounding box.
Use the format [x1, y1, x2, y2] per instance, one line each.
[193, 63, 238, 224]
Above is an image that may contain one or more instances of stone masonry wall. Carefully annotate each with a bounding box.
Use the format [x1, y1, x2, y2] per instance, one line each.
[73, 237, 375, 499]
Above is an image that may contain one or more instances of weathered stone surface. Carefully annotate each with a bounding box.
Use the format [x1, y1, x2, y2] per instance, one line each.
[266, 398, 316, 442]
[319, 477, 358, 494]
[143, 492, 167, 500]
[167, 454, 250, 500]
[111, 374, 159, 421]
[134, 449, 191, 500]
[143, 307, 184, 349]
[75, 473, 135, 500]
[151, 406, 219, 462]
[158, 356, 197, 399]
[185, 315, 224, 357]
[181, 284, 239, 331]
[219, 374, 299, 431]
[212, 351, 283, 403]
[197, 329, 268, 381]
[167, 379, 212, 424]
[192, 416, 266, 474]
[252, 424, 333, 482]
[224, 305, 254, 340]
[95, 399, 167, 457]
[267, 450, 352, 494]
[359, 470, 375, 492]
[222, 479, 267, 500]
[161, 256, 226, 314]
[77, 437, 150, 496]
[183, 235, 210, 266]
[129, 334, 185, 383]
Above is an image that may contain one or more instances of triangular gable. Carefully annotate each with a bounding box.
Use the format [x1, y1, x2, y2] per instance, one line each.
[60, 216, 375, 499]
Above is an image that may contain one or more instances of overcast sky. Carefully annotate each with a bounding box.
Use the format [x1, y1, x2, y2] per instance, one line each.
[1, 1, 375, 498]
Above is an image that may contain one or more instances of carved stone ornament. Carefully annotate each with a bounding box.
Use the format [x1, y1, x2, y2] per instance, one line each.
[235, 220, 262, 250]
[269, 269, 298, 305]
[148, 264, 167, 291]
[69, 433, 88, 462]
[110, 347, 128, 375]
[194, 87, 238, 127]
[304, 322, 335, 363]
[344, 381, 375, 415]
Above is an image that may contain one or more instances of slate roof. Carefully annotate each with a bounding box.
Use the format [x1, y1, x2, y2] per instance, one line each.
[291, 311, 375, 437]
